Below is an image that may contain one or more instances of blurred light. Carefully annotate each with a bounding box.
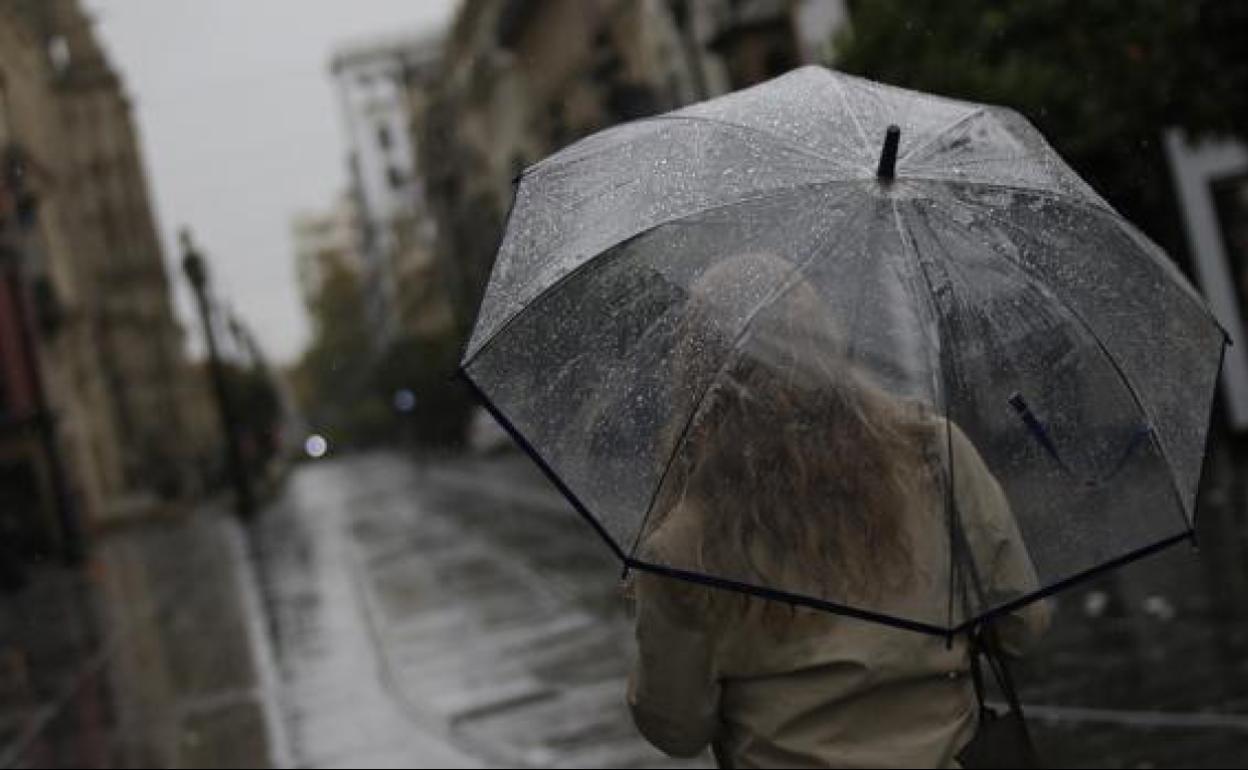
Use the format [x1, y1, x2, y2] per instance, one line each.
[1142, 595, 1176, 622]
[393, 388, 417, 413]
[304, 434, 329, 459]
[1082, 590, 1108, 618]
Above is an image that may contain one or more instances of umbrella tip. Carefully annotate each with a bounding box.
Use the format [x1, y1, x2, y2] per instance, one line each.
[877, 125, 901, 181]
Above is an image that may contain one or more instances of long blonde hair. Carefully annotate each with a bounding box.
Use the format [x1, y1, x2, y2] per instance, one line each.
[640, 254, 937, 622]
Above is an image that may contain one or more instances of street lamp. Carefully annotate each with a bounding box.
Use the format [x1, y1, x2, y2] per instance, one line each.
[180, 228, 254, 518]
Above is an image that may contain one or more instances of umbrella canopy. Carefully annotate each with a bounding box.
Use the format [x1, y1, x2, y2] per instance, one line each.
[460, 66, 1228, 636]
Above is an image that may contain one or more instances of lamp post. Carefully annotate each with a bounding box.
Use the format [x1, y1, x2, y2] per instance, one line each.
[180, 228, 253, 517]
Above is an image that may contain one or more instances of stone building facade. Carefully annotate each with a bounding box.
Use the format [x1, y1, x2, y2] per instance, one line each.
[1, 0, 120, 557]
[293, 192, 366, 312]
[416, 0, 844, 343]
[37, 0, 198, 502]
[0, 0, 203, 558]
[330, 30, 453, 348]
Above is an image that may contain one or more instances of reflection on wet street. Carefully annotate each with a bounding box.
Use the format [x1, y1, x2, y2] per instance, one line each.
[249, 451, 699, 768]
[0, 510, 277, 768]
[3, 449, 1248, 768]
[0, 452, 706, 768]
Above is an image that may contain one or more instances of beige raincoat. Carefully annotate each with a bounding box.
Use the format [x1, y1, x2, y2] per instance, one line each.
[627, 420, 1050, 769]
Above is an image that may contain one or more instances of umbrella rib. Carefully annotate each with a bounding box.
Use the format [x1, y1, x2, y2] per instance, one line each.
[887, 199, 964, 632]
[829, 74, 872, 156]
[907, 178, 1224, 335]
[522, 114, 849, 179]
[619, 114, 848, 167]
[896, 107, 986, 164]
[464, 178, 868, 366]
[923, 196, 1197, 529]
[910, 152, 1044, 170]
[949, 530, 1193, 634]
[458, 369, 629, 562]
[624, 557, 950, 636]
[908, 175, 1115, 216]
[627, 199, 873, 562]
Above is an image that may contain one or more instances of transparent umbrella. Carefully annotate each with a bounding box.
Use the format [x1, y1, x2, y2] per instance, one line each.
[459, 66, 1228, 636]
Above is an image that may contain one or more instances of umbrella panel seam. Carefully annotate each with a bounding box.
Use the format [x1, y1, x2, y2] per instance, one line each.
[921, 194, 1199, 527]
[623, 557, 953, 636]
[625, 196, 881, 562]
[828, 72, 872, 156]
[463, 178, 871, 366]
[523, 113, 853, 179]
[896, 106, 987, 165]
[457, 368, 629, 562]
[949, 530, 1194, 635]
[925, 178, 1226, 340]
[888, 198, 965, 630]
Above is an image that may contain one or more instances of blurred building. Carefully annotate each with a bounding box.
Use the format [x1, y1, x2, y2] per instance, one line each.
[1, 1, 116, 558]
[37, 0, 202, 504]
[0, 0, 206, 558]
[330, 29, 452, 348]
[418, 0, 844, 341]
[1166, 130, 1248, 433]
[293, 192, 366, 311]
[692, 0, 847, 88]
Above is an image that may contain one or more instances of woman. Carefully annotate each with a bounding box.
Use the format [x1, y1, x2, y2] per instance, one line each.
[625, 254, 1050, 768]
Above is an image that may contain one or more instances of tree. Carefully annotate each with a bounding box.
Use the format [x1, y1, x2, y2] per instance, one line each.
[374, 333, 475, 450]
[833, 0, 1248, 262]
[292, 260, 389, 447]
[292, 258, 474, 450]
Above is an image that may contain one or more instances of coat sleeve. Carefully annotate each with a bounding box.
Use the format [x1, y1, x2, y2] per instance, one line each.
[951, 423, 1052, 658]
[627, 573, 720, 758]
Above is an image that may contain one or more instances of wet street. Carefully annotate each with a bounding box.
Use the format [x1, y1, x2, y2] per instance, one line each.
[0, 452, 706, 769]
[3, 449, 1248, 768]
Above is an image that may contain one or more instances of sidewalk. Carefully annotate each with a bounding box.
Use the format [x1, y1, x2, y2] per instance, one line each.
[0, 497, 480, 769]
[249, 451, 706, 768]
[5, 449, 1248, 768]
[0, 508, 279, 768]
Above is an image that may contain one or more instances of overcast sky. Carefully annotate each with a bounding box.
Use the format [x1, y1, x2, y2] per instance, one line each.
[85, 0, 458, 363]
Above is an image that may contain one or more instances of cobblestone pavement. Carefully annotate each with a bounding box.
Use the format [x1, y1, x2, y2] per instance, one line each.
[3, 449, 1248, 767]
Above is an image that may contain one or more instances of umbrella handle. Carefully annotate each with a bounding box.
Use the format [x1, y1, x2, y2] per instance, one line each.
[1007, 392, 1151, 487]
[1008, 392, 1070, 471]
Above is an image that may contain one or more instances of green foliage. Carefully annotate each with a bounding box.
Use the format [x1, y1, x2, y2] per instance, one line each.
[374, 333, 475, 450]
[292, 261, 384, 447]
[220, 362, 284, 466]
[292, 259, 472, 450]
[834, 0, 1248, 256]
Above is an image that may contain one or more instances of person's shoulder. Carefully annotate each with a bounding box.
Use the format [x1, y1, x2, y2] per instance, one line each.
[921, 413, 984, 462]
[640, 496, 703, 563]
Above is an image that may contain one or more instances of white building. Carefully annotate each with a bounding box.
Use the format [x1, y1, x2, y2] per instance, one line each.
[292, 192, 365, 310]
[330, 28, 443, 346]
[1165, 130, 1248, 430]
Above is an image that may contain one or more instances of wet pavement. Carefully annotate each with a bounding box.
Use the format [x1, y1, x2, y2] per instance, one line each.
[2, 448, 1248, 767]
[0, 511, 278, 768]
[249, 452, 699, 768]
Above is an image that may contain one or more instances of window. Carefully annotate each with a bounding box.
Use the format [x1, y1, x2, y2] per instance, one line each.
[48, 36, 71, 74]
